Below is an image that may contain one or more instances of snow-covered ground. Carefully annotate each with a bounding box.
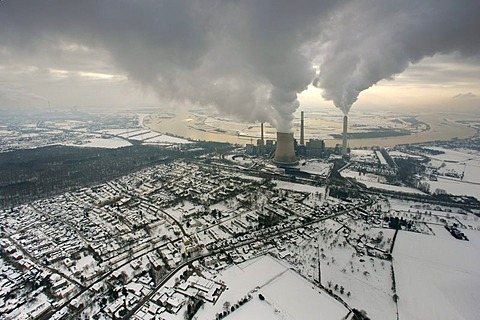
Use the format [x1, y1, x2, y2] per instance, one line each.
[128, 131, 162, 141]
[273, 180, 327, 195]
[284, 218, 397, 320]
[300, 160, 333, 177]
[196, 255, 349, 320]
[428, 147, 479, 162]
[415, 147, 480, 200]
[106, 127, 191, 144]
[394, 225, 480, 320]
[116, 129, 150, 138]
[342, 169, 425, 195]
[350, 149, 378, 164]
[423, 177, 480, 200]
[143, 134, 192, 144]
[224, 154, 255, 166]
[62, 137, 132, 148]
[426, 147, 480, 184]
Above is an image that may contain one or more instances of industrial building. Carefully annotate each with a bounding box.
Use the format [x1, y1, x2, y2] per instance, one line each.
[245, 111, 333, 162]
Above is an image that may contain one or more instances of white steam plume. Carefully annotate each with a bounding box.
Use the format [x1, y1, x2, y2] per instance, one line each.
[314, 0, 480, 115]
[0, 0, 342, 132]
[1, 0, 479, 125]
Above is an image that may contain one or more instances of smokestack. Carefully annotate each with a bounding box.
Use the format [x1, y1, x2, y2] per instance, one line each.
[261, 122, 264, 148]
[274, 132, 298, 166]
[258, 122, 265, 155]
[300, 111, 305, 145]
[342, 115, 348, 155]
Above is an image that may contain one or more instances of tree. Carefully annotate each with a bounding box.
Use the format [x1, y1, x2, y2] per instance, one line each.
[223, 301, 231, 311]
[393, 293, 399, 303]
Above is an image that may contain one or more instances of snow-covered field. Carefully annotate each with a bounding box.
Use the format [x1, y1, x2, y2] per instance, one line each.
[106, 127, 191, 144]
[422, 147, 480, 200]
[284, 219, 398, 320]
[128, 131, 162, 141]
[342, 169, 425, 195]
[426, 147, 480, 184]
[143, 134, 192, 144]
[63, 137, 132, 149]
[300, 160, 333, 177]
[423, 177, 480, 200]
[350, 149, 378, 164]
[394, 225, 480, 320]
[273, 180, 327, 195]
[196, 255, 349, 320]
[116, 129, 150, 138]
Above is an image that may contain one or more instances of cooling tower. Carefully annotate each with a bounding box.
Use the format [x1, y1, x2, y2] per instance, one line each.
[342, 115, 348, 155]
[300, 111, 305, 145]
[273, 132, 298, 166]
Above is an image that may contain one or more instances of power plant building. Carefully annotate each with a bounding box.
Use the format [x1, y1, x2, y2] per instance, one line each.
[306, 139, 325, 157]
[273, 132, 298, 166]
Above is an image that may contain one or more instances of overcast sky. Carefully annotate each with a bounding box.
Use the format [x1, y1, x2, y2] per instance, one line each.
[1, 0, 479, 129]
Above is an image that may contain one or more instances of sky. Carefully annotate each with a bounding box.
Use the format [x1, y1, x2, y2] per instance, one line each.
[0, 0, 479, 129]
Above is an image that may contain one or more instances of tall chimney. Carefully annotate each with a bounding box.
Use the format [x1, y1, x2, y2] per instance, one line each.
[259, 122, 265, 155]
[342, 115, 348, 155]
[300, 111, 305, 145]
[274, 132, 298, 166]
[261, 123, 264, 147]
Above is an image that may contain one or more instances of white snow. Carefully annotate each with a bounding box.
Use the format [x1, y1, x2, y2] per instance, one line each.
[425, 148, 480, 184]
[428, 147, 478, 162]
[285, 220, 397, 320]
[196, 255, 349, 320]
[128, 131, 162, 141]
[394, 226, 480, 320]
[300, 160, 333, 177]
[143, 134, 192, 144]
[273, 180, 326, 195]
[103, 128, 133, 135]
[375, 150, 388, 166]
[342, 169, 425, 195]
[63, 137, 132, 149]
[117, 129, 150, 138]
[350, 149, 378, 164]
[262, 270, 349, 320]
[225, 298, 281, 320]
[423, 177, 480, 200]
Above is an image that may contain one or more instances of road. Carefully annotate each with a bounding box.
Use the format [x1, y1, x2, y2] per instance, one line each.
[122, 199, 372, 319]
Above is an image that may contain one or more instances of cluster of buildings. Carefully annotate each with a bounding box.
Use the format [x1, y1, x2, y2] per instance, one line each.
[245, 112, 328, 162]
[2, 116, 479, 319]
[0, 112, 141, 153]
[0, 153, 360, 319]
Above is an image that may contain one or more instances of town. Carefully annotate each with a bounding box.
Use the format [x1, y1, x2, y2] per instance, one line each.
[1, 111, 480, 320]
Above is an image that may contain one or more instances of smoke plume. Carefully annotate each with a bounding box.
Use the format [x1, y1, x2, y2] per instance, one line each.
[0, 0, 342, 132]
[1, 1, 479, 127]
[314, 0, 480, 115]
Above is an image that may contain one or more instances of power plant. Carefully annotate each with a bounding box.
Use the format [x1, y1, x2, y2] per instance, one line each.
[273, 132, 298, 166]
[342, 115, 348, 155]
[246, 112, 327, 161]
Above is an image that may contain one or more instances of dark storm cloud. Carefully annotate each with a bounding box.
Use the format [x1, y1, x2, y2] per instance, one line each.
[314, 0, 480, 115]
[1, 0, 479, 128]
